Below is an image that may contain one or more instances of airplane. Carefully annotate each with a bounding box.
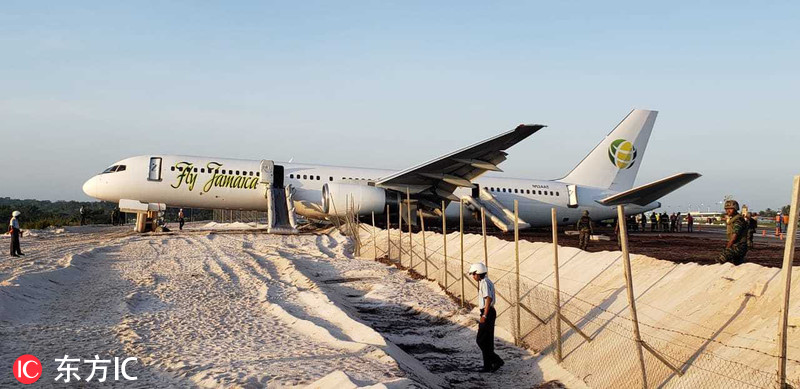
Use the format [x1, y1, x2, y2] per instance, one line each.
[82, 109, 701, 232]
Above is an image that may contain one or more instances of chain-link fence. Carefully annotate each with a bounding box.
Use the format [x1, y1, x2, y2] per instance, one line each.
[357, 224, 800, 389]
[211, 210, 268, 224]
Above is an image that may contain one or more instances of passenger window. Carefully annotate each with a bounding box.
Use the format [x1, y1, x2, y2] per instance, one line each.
[193, 168, 198, 173]
[236, 170, 240, 175]
[256, 172, 260, 176]
[329, 177, 333, 181]
[249, 171, 253, 176]
[550, 191, 554, 196]
[201, 168, 205, 173]
[556, 192, 559, 196]
[171, 166, 175, 171]
[303, 175, 307, 179]
[290, 174, 294, 179]
[514, 189, 518, 193]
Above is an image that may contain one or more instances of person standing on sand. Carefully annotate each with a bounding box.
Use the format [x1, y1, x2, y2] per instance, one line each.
[9, 211, 24, 257]
[576, 210, 593, 251]
[178, 209, 185, 231]
[80, 206, 86, 226]
[650, 212, 657, 232]
[687, 213, 694, 233]
[469, 262, 504, 373]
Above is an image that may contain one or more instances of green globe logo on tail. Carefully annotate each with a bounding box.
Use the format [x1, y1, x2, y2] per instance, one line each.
[608, 139, 637, 169]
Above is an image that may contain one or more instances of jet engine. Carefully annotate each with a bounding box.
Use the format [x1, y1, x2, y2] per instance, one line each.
[322, 183, 396, 216]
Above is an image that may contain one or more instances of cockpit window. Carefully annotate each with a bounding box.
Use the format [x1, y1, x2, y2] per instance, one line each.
[100, 165, 127, 174]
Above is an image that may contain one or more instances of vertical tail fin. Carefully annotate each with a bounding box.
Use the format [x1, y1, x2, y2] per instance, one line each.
[559, 109, 658, 191]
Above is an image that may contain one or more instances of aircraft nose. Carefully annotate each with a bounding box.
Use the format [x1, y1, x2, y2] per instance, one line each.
[82, 176, 99, 198]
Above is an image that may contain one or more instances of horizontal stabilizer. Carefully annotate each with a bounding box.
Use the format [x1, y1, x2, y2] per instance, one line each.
[597, 172, 701, 206]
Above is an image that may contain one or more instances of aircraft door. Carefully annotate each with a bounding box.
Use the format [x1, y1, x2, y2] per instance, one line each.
[471, 185, 480, 198]
[148, 157, 162, 181]
[260, 160, 274, 185]
[273, 165, 284, 188]
[567, 184, 578, 208]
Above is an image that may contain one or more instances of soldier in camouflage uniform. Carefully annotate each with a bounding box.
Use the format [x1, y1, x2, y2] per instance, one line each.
[746, 213, 757, 248]
[577, 210, 593, 251]
[718, 200, 749, 265]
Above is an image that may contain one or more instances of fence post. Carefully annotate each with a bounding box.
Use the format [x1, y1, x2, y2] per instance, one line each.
[443, 200, 448, 290]
[407, 188, 413, 271]
[552, 207, 563, 362]
[778, 175, 800, 389]
[482, 207, 488, 269]
[460, 198, 465, 308]
[618, 205, 648, 389]
[386, 204, 391, 260]
[419, 209, 428, 279]
[372, 211, 377, 261]
[398, 201, 403, 266]
[515, 200, 521, 346]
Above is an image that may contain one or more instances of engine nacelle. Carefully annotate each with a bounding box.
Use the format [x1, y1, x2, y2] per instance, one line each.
[322, 183, 391, 217]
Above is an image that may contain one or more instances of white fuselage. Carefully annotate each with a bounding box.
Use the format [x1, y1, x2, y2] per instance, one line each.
[83, 155, 658, 227]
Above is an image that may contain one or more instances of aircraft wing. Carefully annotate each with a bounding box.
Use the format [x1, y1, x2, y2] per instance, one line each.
[597, 172, 701, 206]
[376, 124, 545, 200]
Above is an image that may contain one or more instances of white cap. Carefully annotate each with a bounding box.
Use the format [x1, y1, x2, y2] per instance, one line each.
[468, 262, 488, 275]
[12, 211, 21, 217]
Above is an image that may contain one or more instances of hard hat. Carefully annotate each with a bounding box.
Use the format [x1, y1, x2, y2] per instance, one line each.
[582, 210, 589, 216]
[724, 200, 739, 211]
[12, 211, 20, 217]
[468, 262, 488, 275]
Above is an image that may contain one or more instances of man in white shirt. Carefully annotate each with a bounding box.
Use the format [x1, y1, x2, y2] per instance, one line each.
[469, 262, 504, 372]
[178, 209, 185, 231]
[9, 211, 24, 257]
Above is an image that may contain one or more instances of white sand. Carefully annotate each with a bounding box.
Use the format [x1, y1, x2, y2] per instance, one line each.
[360, 227, 800, 388]
[1, 225, 574, 388]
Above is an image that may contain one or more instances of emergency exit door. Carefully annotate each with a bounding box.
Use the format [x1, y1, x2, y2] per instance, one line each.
[567, 184, 578, 208]
[148, 157, 162, 181]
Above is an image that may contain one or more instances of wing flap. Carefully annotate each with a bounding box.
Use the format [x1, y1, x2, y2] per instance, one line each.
[597, 172, 701, 206]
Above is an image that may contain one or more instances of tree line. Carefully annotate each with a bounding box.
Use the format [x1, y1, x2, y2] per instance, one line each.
[1, 197, 212, 230]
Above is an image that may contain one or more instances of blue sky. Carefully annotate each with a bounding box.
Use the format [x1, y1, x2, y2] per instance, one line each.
[1, 1, 798, 212]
